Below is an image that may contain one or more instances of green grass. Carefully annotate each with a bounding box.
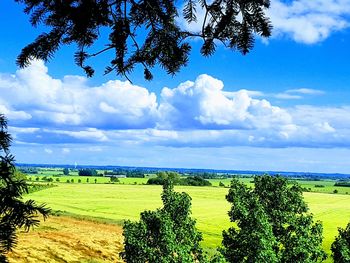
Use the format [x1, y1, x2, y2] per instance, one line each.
[26, 183, 350, 261]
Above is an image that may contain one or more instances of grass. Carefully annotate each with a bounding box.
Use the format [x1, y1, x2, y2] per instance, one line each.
[22, 183, 350, 262]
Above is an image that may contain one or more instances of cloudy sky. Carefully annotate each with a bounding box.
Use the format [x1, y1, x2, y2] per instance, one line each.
[1, 0, 350, 173]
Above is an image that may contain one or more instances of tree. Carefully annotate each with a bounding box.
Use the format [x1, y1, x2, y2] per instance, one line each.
[15, 0, 272, 80]
[62, 168, 69, 175]
[331, 222, 350, 263]
[221, 176, 327, 263]
[121, 180, 206, 262]
[78, 168, 98, 176]
[0, 114, 50, 262]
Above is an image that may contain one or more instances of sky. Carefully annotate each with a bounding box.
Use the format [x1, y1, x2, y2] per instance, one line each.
[1, 0, 350, 173]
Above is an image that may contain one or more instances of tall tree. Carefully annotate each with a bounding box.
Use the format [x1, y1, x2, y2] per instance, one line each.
[15, 0, 272, 80]
[0, 114, 50, 262]
[221, 176, 327, 263]
[121, 180, 206, 262]
[331, 222, 350, 263]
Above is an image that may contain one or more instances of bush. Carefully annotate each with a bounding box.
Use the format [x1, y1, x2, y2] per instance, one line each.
[63, 168, 69, 175]
[315, 185, 325, 188]
[334, 189, 339, 194]
[110, 177, 120, 183]
[219, 181, 225, 187]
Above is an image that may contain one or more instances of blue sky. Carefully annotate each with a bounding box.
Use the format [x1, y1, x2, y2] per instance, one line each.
[1, 0, 350, 173]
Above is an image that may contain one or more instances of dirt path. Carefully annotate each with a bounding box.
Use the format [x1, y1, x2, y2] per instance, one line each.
[7, 216, 124, 263]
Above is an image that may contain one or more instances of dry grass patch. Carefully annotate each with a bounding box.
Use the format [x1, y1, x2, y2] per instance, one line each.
[7, 216, 124, 263]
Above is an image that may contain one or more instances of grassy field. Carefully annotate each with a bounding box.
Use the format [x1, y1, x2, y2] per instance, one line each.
[17, 183, 350, 262]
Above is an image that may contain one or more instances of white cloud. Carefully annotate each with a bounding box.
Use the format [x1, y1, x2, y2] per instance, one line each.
[44, 148, 53, 154]
[158, 74, 291, 130]
[1, 62, 350, 149]
[62, 148, 70, 154]
[0, 60, 158, 129]
[274, 93, 303, 100]
[268, 0, 350, 44]
[286, 88, 325, 95]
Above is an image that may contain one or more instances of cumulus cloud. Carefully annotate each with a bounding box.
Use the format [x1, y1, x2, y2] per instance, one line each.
[1, 62, 350, 149]
[268, 0, 350, 44]
[158, 74, 291, 130]
[0, 60, 158, 129]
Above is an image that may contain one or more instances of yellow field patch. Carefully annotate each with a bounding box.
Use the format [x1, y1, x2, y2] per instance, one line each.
[7, 216, 124, 263]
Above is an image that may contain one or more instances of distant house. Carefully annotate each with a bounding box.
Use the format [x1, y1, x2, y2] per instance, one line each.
[104, 174, 126, 178]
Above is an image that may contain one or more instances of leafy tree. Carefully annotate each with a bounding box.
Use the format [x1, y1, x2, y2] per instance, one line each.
[121, 180, 206, 262]
[221, 176, 327, 263]
[15, 0, 272, 80]
[331, 222, 350, 263]
[78, 168, 97, 176]
[183, 176, 211, 186]
[62, 168, 69, 175]
[0, 114, 50, 262]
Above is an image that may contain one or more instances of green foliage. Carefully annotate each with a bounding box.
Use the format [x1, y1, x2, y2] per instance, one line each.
[15, 0, 271, 80]
[183, 176, 212, 186]
[121, 180, 206, 262]
[63, 168, 69, 176]
[334, 189, 339, 194]
[332, 222, 350, 262]
[221, 175, 327, 263]
[334, 181, 350, 187]
[0, 114, 50, 262]
[110, 177, 120, 183]
[147, 172, 211, 187]
[78, 169, 98, 176]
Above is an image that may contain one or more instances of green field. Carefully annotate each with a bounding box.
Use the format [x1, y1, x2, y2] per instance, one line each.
[25, 183, 350, 261]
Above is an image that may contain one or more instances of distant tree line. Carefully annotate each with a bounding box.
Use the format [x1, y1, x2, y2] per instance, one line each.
[334, 181, 350, 187]
[78, 169, 98, 176]
[104, 169, 145, 178]
[147, 172, 211, 187]
[18, 167, 38, 174]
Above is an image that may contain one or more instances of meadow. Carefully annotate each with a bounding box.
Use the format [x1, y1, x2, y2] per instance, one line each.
[17, 181, 350, 262]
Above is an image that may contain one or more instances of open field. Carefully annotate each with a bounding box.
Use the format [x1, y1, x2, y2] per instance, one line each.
[7, 216, 124, 263]
[13, 183, 350, 262]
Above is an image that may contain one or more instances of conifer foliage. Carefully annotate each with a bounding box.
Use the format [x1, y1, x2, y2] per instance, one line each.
[0, 114, 50, 262]
[15, 0, 272, 80]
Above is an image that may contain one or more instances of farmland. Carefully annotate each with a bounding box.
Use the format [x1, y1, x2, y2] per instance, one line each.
[9, 178, 350, 263]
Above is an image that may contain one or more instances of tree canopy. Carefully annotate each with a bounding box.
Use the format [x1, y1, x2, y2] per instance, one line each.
[15, 0, 272, 80]
[0, 114, 50, 262]
[331, 222, 350, 263]
[221, 176, 327, 263]
[121, 180, 206, 262]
